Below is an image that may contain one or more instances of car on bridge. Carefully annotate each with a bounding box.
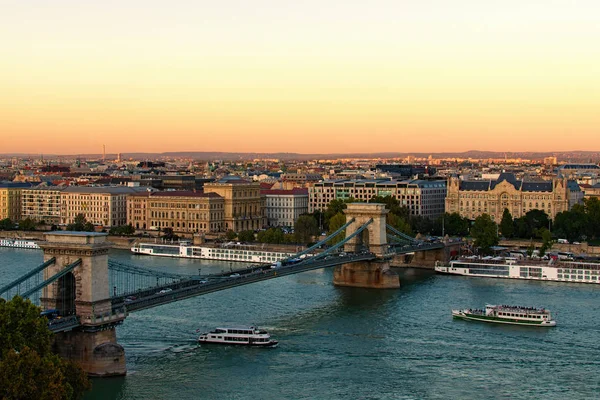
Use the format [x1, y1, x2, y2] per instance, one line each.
[157, 288, 173, 294]
[124, 296, 137, 303]
[229, 273, 241, 278]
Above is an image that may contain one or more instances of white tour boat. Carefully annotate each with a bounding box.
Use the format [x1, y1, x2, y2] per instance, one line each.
[0, 239, 40, 249]
[452, 304, 556, 327]
[131, 241, 295, 263]
[435, 257, 600, 284]
[198, 326, 278, 347]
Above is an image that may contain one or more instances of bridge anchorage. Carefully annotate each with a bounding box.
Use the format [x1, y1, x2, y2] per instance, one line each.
[0, 203, 457, 376]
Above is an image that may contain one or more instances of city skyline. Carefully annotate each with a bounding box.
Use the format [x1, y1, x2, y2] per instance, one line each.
[3, 1, 600, 154]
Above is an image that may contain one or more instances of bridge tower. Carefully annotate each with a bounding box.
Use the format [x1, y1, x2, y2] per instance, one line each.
[39, 232, 126, 377]
[334, 203, 400, 289]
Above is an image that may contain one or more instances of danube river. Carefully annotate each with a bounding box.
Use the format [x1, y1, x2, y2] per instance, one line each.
[1, 247, 599, 399]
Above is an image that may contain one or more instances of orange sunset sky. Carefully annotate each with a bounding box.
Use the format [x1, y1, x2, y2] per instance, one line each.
[1, 1, 599, 154]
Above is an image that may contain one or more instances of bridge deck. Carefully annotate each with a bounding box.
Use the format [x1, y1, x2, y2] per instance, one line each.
[112, 253, 378, 313]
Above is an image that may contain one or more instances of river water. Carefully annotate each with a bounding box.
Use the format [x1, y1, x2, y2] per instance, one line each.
[1, 247, 599, 399]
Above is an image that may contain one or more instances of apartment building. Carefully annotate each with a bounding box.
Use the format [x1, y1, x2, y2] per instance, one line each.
[262, 188, 309, 227]
[60, 186, 141, 227]
[308, 179, 446, 219]
[21, 186, 65, 225]
[0, 182, 32, 221]
[127, 191, 225, 234]
[445, 173, 581, 222]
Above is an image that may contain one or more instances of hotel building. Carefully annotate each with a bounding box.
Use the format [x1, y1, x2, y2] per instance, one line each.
[445, 173, 582, 222]
[308, 179, 447, 219]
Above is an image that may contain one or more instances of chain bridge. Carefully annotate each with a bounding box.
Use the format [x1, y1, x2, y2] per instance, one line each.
[0, 203, 454, 376]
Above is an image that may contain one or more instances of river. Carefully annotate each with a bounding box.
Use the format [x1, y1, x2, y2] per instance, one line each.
[1, 247, 598, 399]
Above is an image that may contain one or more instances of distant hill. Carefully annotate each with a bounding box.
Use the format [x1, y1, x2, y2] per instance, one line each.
[2, 150, 600, 162]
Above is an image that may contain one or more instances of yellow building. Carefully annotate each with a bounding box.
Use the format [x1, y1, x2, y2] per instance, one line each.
[0, 182, 32, 222]
[127, 191, 225, 234]
[203, 176, 265, 232]
[445, 173, 581, 222]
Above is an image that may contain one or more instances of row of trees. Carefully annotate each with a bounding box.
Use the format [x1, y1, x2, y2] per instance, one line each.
[0, 297, 90, 399]
[0, 217, 44, 231]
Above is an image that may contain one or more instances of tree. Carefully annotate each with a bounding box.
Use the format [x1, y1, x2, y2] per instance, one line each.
[584, 197, 600, 239]
[0, 297, 90, 400]
[499, 209, 514, 238]
[387, 213, 412, 236]
[225, 230, 237, 240]
[441, 213, 470, 237]
[327, 213, 347, 245]
[66, 214, 94, 232]
[109, 224, 135, 236]
[256, 228, 284, 244]
[0, 218, 14, 231]
[538, 228, 552, 257]
[18, 217, 37, 231]
[238, 230, 255, 242]
[470, 214, 498, 254]
[294, 215, 319, 245]
[369, 196, 409, 219]
[553, 205, 590, 242]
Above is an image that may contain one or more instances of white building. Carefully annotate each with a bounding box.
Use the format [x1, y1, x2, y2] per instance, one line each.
[61, 186, 143, 227]
[309, 179, 447, 219]
[262, 188, 309, 227]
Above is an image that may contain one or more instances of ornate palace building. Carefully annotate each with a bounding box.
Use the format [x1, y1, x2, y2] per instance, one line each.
[203, 176, 265, 232]
[445, 173, 582, 222]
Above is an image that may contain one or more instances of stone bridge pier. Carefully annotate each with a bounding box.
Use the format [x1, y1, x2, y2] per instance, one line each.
[39, 232, 126, 377]
[333, 203, 400, 289]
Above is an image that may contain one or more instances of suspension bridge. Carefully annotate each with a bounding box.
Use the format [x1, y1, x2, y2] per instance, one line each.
[0, 203, 455, 376]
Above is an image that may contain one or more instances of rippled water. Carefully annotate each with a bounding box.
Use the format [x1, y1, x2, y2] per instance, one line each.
[1, 247, 598, 399]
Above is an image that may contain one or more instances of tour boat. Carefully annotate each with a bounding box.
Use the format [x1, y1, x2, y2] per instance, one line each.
[452, 304, 556, 327]
[132, 241, 294, 264]
[198, 326, 278, 347]
[0, 239, 40, 249]
[435, 257, 600, 284]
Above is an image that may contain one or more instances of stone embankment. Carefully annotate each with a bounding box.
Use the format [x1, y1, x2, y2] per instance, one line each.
[499, 239, 600, 255]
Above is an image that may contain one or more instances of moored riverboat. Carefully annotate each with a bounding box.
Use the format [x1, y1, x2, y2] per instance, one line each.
[435, 257, 600, 284]
[0, 239, 40, 249]
[198, 326, 278, 347]
[131, 241, 295, 263]
[452, 304, 556, 327]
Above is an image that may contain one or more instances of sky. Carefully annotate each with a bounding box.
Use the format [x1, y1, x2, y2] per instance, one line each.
[1, 0, 599, 155]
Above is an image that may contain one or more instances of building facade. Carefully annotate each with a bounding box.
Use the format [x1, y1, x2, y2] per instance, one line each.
[262, 188, 309, 227]
[203, 176, 265, 232]
[21, 186, 65, 224]
[0, 182, 32, 221]
[445, 173, 581, 222]
[127, 191, 224, 234]
[308, 179, 447, 219]
[60, 186, 141, 227]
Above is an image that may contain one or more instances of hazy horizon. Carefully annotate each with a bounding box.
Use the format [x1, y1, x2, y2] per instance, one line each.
[3, 1, 600, 154]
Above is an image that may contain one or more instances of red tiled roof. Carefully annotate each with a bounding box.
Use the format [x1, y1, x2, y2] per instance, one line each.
[259, 182, 275, 189]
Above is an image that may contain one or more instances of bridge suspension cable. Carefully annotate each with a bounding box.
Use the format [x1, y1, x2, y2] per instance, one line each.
[386, 224, 420, 244]
[302, 219, 374, 263]
[281, 217, 356, 262]
[21, 259, 82, 299]
[0, 257, 56, 298]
